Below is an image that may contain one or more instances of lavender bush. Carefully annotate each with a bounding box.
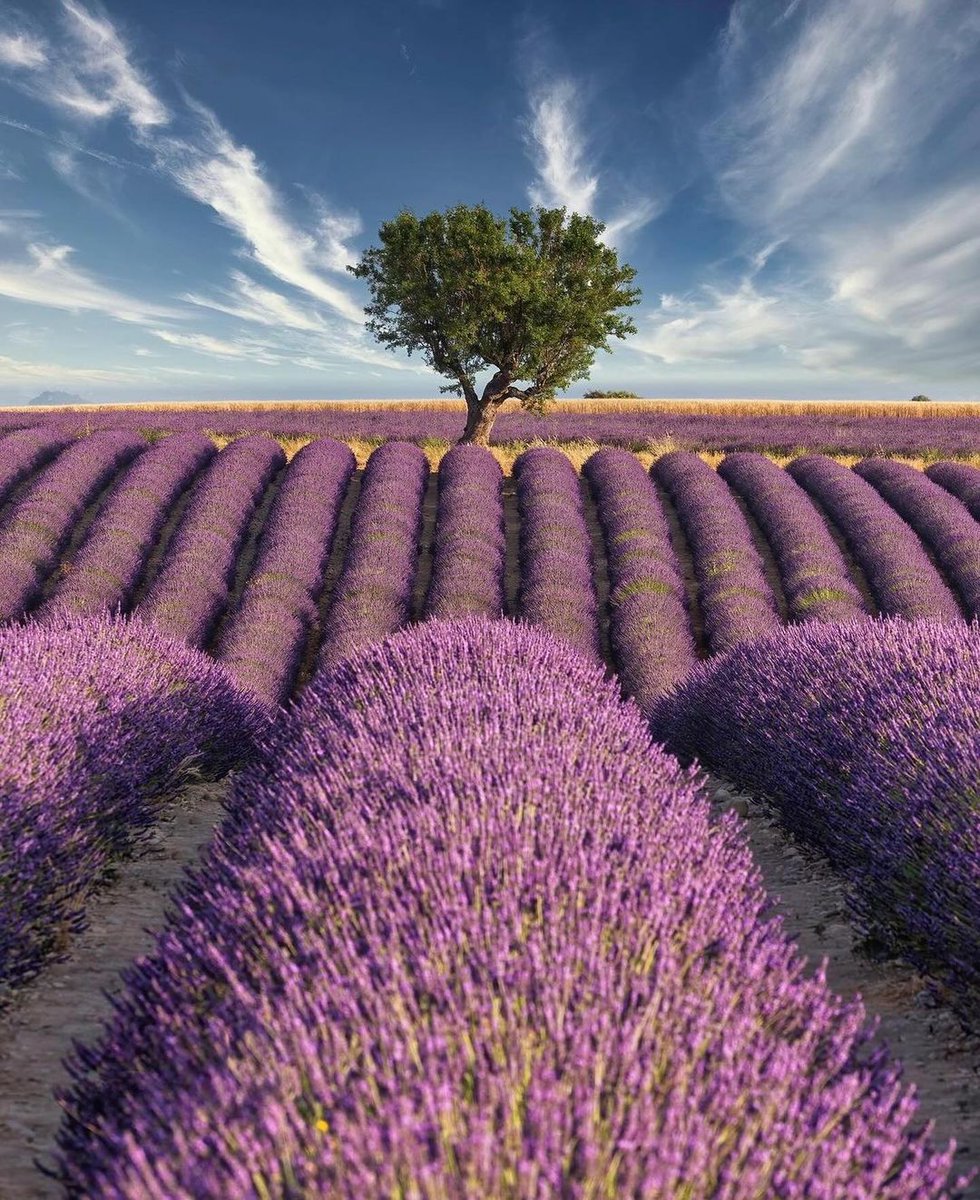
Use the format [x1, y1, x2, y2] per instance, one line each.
[927, 461, 980, 520]
[136, 435, 285, 648]
[0, 427, 68, 507]
[0, 430, 144, 623]
[584, 446, 697, 712]
[0, 613, 267, 999]
[514, 447, 601, 660]
[217, 437, 355, 706]
[58, 618, 961, 1198]
[652, 450, 782, 652]
[787, 455, 962, 620]
[423, 443, 505, 618]
[652, 619, 980, 1025]
[317, 440, 428, 673]
[718, 452, 867, 623]
[855, 458, 980, 619]
[3, 402, 980, 457]
[38, 432, 215, 619]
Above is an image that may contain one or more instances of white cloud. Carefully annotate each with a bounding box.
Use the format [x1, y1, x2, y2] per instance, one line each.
[524, 76, 662, 248]
[181, 270, 328, 333]
[58, 0, 169, 130]
[708, 0, 980, 231]
[154, 103, 364, 324]
[0, 353, 139, 383]
[150, 328, 283, 364]
[0, 242, 182, 323]
[0, 32, 47, 69]
[635, 279, 798, 364]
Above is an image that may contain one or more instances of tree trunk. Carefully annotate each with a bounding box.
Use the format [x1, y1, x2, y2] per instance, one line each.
[460, 398, 502, 446]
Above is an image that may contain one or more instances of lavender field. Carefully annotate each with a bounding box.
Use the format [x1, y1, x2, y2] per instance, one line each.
[0, 415, 978, 1197]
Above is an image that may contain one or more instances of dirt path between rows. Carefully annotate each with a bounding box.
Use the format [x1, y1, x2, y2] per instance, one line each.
[708, 775, 980, 1195]
[0, 780, 229, 1199]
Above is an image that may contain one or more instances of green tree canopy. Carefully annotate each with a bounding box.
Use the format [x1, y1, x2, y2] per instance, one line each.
[348, 203, 642, 444]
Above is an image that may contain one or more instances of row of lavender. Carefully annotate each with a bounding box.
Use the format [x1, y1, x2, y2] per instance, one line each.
[1, 433, 979, 708]
[55, 619, 965, 1197]
[3, 402, 980, 456]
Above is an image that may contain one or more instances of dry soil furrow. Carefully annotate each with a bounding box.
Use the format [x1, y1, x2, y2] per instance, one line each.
[410, 470, 440, 620]
[501, 476, 522, 617]
[579, 474, 614, 669]
[0, 779, 229, 1199]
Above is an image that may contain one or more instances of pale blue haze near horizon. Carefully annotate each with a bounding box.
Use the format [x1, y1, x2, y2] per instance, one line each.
[0, 0, 978, 404]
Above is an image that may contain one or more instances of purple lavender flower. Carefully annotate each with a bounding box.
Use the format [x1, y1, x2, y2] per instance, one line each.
[317, 440, 428, 674]
[584, 446, 697, 712]
[514, 447, 601, 660]
[136, 435, 285, 648]
[652, 450, 782, 653]
[424, 443, 505, 618]
[718, 451, 867, 623]
[855, 457, 980, 618]
[217, 437, 355, 706]
[788, 455, 962, 620]
[652, 618, 980, 1026]
[0, 612, 267, 998]
[56, 618, 960, 1198]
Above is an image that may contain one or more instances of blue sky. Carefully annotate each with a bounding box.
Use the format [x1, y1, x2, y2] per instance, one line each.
[0, 0, 978, 404]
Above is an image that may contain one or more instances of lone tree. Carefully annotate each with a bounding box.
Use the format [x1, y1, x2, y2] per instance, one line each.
[348, 203, 641, 445]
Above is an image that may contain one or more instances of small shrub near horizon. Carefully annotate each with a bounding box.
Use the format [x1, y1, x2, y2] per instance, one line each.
[582, 389, 641, 398]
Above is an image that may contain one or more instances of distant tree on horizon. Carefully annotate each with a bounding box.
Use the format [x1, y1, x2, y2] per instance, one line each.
[348, 203, 641, 445]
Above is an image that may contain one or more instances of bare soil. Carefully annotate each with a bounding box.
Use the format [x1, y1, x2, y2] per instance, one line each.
[0, 780, 229, 1199]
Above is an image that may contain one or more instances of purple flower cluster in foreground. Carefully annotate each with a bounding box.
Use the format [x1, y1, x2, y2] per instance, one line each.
[0, 427, 68, 507]
[317, 440, 427, 673]
[653, 450, 782, 653]
[5, 402, 980, 457]
[0, 431, 144, 623]
[652, 619, 980, 1026]
[423, 443, 505, 619]
[137, 435, 285, 648]
[58, 618, 961, 1198]
[217, 437, 355, 706]
[855, 458, 980, 619]
[0, 614, 266, 998]
[927, 461, 980, 520]
[718, 452, 867, 624]
[788, 455, 963, 621]
[584, 446, 696, 713]
[514, 447, 601, 660]
[38, 433, 215, 619]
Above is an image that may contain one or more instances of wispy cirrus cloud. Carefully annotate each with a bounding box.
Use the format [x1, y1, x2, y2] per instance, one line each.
[0, 351, 139, 384]
[523, 76, 662, 248]
[0, 241, 182, 323]
[182, 269, 330, 333]
[634, 0, 980, 387]
[2, 2, 368, 330]
[0, 31, 47, 69]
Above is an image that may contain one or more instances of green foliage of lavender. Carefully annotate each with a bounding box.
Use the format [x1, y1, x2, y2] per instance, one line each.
[58, 619, 962, 1197]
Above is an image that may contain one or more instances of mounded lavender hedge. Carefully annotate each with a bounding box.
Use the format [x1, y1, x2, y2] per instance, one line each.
[652, 451, 782, 653]
[584, 446, 697, 712]
[0, 614, 267, 999]
[217, 437, 355, 705]
[317, 440, 428, 673]
[59, 619, 960, 1197]
[718, 452, 867, 624]
[651, 619, 980, 1025]
[423, 443, 505, 619]
[514, 447, 601, 660]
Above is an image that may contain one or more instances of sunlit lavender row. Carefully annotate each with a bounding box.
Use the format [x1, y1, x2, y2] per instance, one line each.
[57, 619, 963, 1198]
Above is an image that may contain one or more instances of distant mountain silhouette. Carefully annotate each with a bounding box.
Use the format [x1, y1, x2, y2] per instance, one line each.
[27, 390, 90, 407]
